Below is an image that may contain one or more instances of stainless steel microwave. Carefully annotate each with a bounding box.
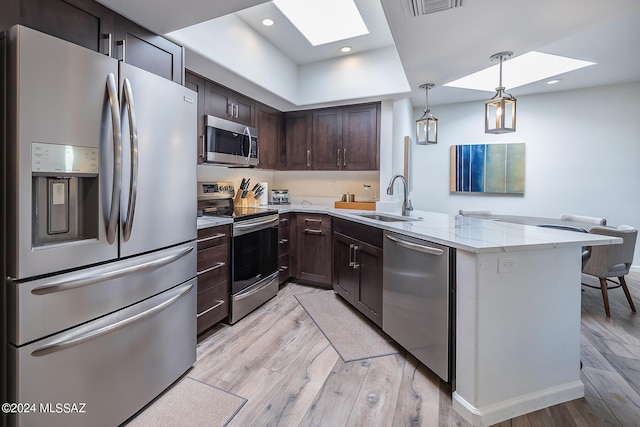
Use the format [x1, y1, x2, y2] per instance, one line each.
[204, 115, 258, 166]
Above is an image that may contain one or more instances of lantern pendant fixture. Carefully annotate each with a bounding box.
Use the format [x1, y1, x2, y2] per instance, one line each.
[416, 83, 437, 144]
[485, 51, 516, 134]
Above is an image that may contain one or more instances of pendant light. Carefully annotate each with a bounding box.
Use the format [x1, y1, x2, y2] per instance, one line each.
[416, 83, 437, 144]
[485, 51, 516, 134]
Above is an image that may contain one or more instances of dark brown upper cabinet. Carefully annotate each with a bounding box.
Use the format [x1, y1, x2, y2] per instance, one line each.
[341, 103, 379, 170]
[204, 81, 255, 127]
[114, 18, 184, 84]
[284, 110, 313, 170]
[6, 0, 183, 84]
[312, 108, 343, 170]
[184, 71, 206, 163]
[256, 103, 284, 170]
[285, 103, 380, 171]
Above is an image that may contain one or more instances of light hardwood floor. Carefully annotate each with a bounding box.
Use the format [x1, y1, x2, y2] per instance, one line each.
[191, 272, 640, 426]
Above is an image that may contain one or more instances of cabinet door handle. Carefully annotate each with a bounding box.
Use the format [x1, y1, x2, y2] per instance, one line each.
[279, 218, 289, 226]
[304, 228, 323, 235]
[343, 148, 347, 167]
[353, 245, 360, 269]
[117, 40, 126, 62]
[278, 265, 289, 272]
[337, 148, 341, 167]
[279, 238, 289, 244]
[306, 149, 311, 168]
[197, 300, 225, 317]
[349, 243, 355, 266]
[197, 262, 226, 275]
[103, 33, 112, 57]
[196, 232, 226, 244]
[349, 244, 360, 268]
[233, 104, 239, 118]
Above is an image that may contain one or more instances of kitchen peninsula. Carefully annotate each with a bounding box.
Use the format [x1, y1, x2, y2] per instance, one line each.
[198, 206, 620, 427]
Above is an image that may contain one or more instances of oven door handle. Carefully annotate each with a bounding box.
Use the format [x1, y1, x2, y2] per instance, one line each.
[234, 274, 278, 300]
[233, 215, 279, 234]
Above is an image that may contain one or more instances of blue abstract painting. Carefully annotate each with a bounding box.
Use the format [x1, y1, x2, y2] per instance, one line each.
[450, 143, 525, 194]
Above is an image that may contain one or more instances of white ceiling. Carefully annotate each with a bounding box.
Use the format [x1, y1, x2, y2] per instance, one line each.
[97, 0, 640, 109]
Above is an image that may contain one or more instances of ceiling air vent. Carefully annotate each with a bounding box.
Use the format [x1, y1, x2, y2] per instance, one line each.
[403, 0, 462, 17]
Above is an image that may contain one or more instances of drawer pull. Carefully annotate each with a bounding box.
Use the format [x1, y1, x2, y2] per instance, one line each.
[197, 262, 226, 275]
[278, 265, 289, 272]
[197, 233, 226, 243]
[279, 238, 289, 244]
[304, 218, 322, 224]
[279, 218, 289, 225]
[304, 228, 323, 235]
[197, 300, 225, 317]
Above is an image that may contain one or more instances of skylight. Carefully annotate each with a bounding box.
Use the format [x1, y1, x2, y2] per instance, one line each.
[444, 51, 596, 92]
[273, 0, 369, 46]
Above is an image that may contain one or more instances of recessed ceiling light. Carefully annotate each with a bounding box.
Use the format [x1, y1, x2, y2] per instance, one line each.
[444, 52, 595, 92]
[547, 79, 562, 85]
[340, 46, 352, 53]
[273, 0, 369, 46]
[262, 18, 274, 26]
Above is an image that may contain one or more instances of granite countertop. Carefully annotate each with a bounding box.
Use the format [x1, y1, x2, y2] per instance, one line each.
[198, 203, 620, 253]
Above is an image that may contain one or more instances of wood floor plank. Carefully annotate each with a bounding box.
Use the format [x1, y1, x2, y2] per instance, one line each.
[565, 396, 622, 427]
[245, 342, 340, 427]
[346, 354, 405, 426]
[580, 334, 617, 372]
[225, 367, 289, 427]
[298, 359, 371, 426]
[392, 353, 444, 427]
[230, 343, 340, 427]
[581, 366, 640, 427]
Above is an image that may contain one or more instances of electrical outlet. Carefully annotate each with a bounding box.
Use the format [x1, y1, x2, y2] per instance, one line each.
[498, 257, 516, 273]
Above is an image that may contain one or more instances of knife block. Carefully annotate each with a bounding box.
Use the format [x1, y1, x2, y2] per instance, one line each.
[234, 191, 260, 207]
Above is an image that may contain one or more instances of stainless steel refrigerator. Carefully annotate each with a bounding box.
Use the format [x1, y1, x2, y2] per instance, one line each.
[2, 25, 197, 427]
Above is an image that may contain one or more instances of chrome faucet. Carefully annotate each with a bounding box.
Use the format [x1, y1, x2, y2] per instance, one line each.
[386, 174, 413, 216]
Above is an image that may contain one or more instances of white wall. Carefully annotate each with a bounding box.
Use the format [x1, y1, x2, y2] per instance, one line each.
[405, 81, 640, 266]
[169, 16, 410, 110]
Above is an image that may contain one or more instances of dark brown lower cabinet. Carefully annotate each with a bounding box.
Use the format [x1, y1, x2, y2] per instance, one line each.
[196, 224, 231, 334]
[332, 218, 383, 326]
[294, 213, 332, 286]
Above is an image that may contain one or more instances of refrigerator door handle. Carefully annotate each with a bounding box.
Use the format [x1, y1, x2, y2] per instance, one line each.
[106, 73, 122, 245]
[121, 78, 139, 242]
[31, 283, 193, 357]
[31, 245, 193, 295]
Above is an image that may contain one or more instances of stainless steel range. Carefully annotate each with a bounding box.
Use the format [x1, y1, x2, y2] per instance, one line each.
[198, 182, 279, 324]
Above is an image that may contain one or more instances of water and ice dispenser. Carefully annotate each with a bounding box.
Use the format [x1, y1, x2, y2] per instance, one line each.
[31, 142, 99, 247]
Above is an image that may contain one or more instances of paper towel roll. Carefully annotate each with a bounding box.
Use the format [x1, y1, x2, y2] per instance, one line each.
[258, 182, 268, 205]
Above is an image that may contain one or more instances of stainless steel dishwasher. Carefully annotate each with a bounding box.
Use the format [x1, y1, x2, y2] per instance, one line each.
[383, 232, 454, 382]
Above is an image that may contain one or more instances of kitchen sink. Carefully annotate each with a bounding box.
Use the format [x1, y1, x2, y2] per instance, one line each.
[357, 213, 422, 222]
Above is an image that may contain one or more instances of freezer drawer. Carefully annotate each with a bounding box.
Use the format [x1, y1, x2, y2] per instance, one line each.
[8, 241, 196, 346]
[7, 280, 196, 427]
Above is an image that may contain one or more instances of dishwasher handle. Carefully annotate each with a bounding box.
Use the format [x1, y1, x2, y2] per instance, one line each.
[385, 234, 444, 256]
